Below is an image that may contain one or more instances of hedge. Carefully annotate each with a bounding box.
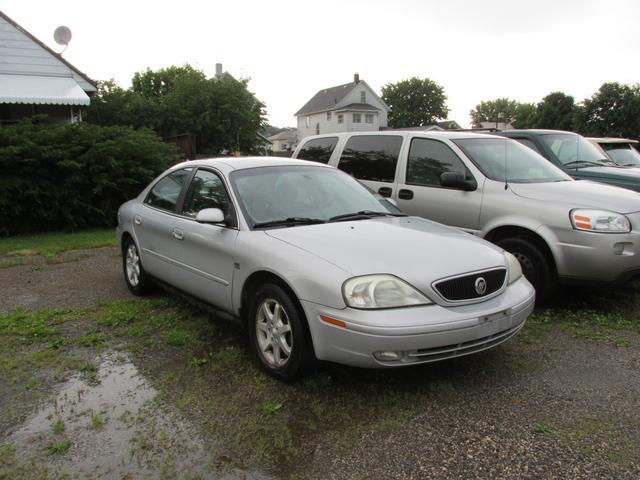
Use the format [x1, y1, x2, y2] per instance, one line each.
[0, 121, 179, 235]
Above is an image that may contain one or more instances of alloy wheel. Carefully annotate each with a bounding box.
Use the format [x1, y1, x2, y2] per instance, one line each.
[255, 298, 293, 367]
[125, 244, 141, 287]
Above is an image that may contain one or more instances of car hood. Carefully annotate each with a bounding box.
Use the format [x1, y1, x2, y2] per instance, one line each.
[265, 217, 506, 292]
[509, 180, 640, 214]
[574, 165, 640, 179]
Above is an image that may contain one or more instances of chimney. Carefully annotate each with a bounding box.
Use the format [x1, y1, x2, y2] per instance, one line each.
[354, 72, 360, 84]
[215, 63, 223, 77]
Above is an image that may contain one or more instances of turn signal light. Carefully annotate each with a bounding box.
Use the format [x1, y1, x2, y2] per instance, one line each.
[320, 315, 347, 328]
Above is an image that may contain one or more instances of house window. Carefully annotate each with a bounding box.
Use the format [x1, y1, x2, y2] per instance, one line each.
[361, 91, 366, 103]
[316, 123, 320, 135]
[337, 114, 344, 124]
[327, 111, 332, 121]
[365, 114, 374, 124]
[353, 113, 361, 123]
[306, 116, 310, 128]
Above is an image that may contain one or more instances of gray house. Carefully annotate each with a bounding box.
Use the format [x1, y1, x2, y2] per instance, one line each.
[0, 10, 96, 124]
[295, 74, 390, 141]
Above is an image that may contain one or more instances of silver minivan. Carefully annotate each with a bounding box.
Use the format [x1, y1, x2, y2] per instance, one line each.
[293, 131, 640, 301]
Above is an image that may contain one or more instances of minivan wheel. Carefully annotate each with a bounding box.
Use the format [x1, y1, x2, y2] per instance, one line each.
[122, 237, 152, 295]
[496, 237, 556, 304]
[248, 283, 313, 381]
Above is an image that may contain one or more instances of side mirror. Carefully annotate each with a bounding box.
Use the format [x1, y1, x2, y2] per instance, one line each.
[195, 208, 225, 224]
[440, 172, 476, 191]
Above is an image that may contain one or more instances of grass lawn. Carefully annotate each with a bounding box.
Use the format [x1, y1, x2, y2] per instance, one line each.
[0, 229, 117, 257]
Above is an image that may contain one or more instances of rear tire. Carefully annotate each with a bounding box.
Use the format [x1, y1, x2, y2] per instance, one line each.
[122, 237, 152, 295]
[248, 283, 313, 381]
[496, 236, 556, 304]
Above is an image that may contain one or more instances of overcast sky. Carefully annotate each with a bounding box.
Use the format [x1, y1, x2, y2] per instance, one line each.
[5, 0, 640, 127]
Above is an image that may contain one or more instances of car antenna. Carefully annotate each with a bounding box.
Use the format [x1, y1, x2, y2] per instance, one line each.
[504, 138, 509, 190]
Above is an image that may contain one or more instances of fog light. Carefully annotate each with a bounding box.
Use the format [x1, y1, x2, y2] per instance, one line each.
[374, 351, 402, 361]
[613, 242, 634, 256]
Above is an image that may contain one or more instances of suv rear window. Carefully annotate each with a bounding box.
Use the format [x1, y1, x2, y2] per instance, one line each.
[296, 137, 338, 163]
[337, 135, 402, 183]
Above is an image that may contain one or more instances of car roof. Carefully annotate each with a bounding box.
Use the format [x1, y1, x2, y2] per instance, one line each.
[587, 137, 638, 144]
[301, 130, 501, 142]
[170, 156, 332, 173]
[497, 129, 577, 135]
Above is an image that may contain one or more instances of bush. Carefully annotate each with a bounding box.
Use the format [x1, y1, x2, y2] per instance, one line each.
[0, 121, 179, 235]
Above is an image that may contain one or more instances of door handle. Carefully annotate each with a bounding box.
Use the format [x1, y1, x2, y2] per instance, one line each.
[378, 186, 392, 198]
[398, 189, 414, 200]
[134, 215, 142, 225]
[172, 228, 184, 240]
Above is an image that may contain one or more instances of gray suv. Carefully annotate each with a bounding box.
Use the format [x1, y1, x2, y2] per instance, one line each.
[293, 132, 640, 301]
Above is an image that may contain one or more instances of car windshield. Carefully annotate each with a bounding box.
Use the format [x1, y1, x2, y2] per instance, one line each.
[539, 133, 611, 167]
[601, 143, 640, 166]
[452, 137, 571, 183]
[230, 165, 403, 228]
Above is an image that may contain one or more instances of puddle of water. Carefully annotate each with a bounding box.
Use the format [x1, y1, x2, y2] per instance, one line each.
[7, 352, 271, 479]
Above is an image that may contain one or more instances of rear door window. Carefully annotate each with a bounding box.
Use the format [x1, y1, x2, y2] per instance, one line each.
[337, 135, 402, 183]
[296, 137, 338, 163]
[144, 168, 193, 212]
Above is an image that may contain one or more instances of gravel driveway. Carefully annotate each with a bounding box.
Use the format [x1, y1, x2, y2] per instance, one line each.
[1, 247, 639, 479]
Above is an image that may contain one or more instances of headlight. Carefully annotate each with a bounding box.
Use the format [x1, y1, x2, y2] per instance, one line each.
[503, 251, 523, 285]
[342, 274, 432, 309]
[570, 209, 630, 233]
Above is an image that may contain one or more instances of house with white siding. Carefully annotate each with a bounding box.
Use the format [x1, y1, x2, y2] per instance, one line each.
[267, 129, 298, 152]
[295, 74, 390, 141]
[0, 10, 96, 124]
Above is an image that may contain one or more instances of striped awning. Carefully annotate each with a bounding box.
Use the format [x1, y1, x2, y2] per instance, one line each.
[0, 74, 90, 106]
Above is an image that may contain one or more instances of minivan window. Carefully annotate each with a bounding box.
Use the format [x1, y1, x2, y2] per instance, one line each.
[296, 137, 339, 164]
[145, 168, 193, 212]
[338, 135, 403, 183]
[407, 138, 474, 187]
[539, 133, 610, 166]
[453, 138, 570, 183]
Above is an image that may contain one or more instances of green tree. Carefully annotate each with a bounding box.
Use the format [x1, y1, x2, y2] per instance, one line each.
[470, 98, 517, 127]
[86, 65, 267, 154]
[512, 102, 537, 129]
[131, 65, 206, 99]
[534, 92, 576, 130]
[381, 77, 448, 128]
[574, 82, 640, 138]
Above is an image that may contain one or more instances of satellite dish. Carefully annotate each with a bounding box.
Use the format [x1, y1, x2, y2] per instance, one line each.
[53, 26, 72, 50]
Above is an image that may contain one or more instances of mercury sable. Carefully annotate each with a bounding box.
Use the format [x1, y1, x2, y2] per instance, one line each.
[117, 158, 535, 380]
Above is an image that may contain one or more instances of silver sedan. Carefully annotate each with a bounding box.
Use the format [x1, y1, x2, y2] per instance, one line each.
[117, 158, 535, 380]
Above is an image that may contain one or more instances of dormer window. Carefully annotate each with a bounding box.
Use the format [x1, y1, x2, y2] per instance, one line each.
[360, 91, 366, 103]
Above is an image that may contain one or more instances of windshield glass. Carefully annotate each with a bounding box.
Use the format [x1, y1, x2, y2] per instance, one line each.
[230, 166, 402, 228]
[601, 143, 640, 166]
[452, 138, 571, 183]
[539, 133, 610, 166]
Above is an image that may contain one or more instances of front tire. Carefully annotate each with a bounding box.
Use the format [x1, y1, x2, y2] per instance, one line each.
[248, 283, 313, 381]
[496, 236, 556, 304]
[122, 237, 152, 295]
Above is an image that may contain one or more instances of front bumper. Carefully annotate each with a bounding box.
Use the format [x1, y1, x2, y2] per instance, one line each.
[550, 222, 640, 282]
[302, 277, 535, 368]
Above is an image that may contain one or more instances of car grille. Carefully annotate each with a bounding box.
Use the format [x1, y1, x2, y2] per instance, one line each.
[433, 268, 506, 302]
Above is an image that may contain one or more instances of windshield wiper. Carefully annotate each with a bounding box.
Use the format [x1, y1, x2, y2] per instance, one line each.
[564, 160, 608, 168]
[253, 217, 326, 229]
[329, 210, 407, 222]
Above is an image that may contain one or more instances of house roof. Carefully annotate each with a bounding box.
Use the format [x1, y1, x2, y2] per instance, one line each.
[0, 10, 96, 93]
[335, 103, 379, 112]
[268, 129, 297, 142]
[295, 82, 356, 116]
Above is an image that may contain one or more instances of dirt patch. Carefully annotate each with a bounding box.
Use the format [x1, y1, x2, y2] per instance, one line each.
[0, 246, 132, 313]
[1, 249, 640, 479]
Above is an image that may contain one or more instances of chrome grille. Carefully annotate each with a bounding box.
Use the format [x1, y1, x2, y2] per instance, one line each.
[433, 268, 506, 302]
